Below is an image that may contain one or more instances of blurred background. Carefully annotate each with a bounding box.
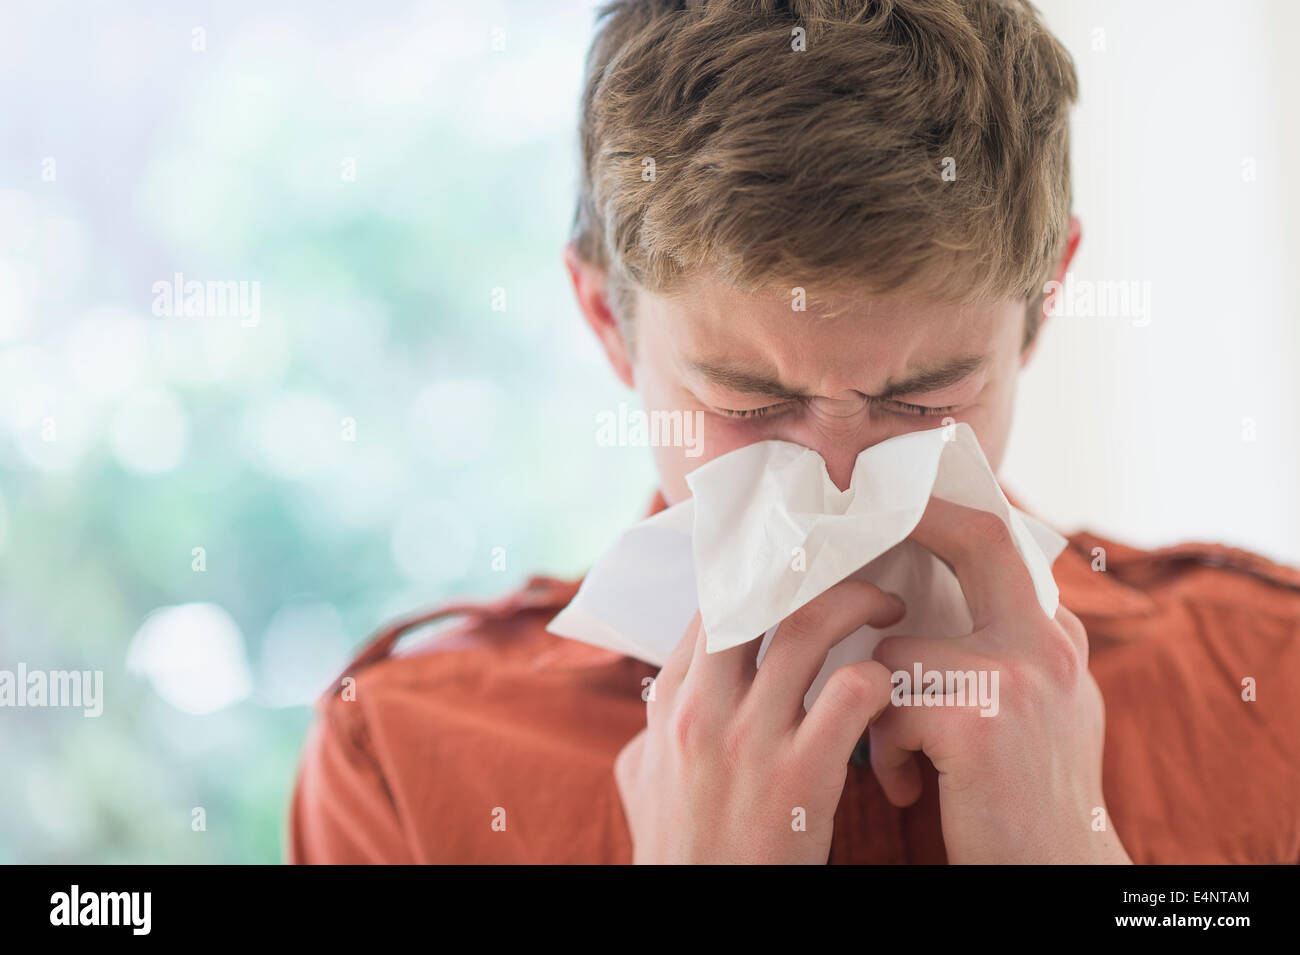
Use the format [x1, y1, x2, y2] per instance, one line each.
[0, 0, 1296, 863]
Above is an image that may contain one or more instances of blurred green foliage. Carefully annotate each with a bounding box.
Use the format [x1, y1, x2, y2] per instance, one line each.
[0, 0, 650, 863]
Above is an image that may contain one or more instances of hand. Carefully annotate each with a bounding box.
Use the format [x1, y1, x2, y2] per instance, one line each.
[869, 497, 1131, 864]
[613, 579, 906, 864]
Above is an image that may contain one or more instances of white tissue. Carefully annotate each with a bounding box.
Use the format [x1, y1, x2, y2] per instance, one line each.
[547, 422, 1068, 708]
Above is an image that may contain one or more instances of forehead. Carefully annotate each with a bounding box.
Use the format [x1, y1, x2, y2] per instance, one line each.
[637, 273, 1020, 391]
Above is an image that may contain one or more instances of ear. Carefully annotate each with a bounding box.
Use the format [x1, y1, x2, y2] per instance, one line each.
[1021, 215, 1082, 367]
[563, 241, 635, 388]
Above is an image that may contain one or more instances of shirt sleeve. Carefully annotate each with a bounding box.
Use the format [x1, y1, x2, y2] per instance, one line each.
[287, 698, 417, 864]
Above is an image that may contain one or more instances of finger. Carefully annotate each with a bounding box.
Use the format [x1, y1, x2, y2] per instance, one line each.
[794, 659, 895, 779]
[685, 613, 760, 702]
[653, 611, 702, 703]
[749, 579, 906, 731]
[868, 712, 925, 807]
[870, 690, 981, 808]
[907, 496, 1041, 629]
[871, 633, 979, 682]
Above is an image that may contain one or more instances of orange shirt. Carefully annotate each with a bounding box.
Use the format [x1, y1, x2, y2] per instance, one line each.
[287, 492, 1300, 864]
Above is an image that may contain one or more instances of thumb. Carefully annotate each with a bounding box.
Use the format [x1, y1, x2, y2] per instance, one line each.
[796, 659, 895, 778]
[868, 712, 924, 808]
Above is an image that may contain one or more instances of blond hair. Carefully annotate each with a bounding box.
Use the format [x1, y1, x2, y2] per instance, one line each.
[571, 0, 1077, 343]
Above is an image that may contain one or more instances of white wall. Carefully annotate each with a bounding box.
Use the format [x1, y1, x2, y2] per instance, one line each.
[1003, 0, 1300, 564]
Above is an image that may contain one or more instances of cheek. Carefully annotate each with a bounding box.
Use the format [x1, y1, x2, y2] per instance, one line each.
[648, 445, 692, 505]
[952, 379, 1016, 472]
[649, 416, 758, 505]
[635, 359, 765, 503]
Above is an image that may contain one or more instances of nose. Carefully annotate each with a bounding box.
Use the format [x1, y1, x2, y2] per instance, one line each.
[819, 440, 867, 493]
[792, 399, 904, 492]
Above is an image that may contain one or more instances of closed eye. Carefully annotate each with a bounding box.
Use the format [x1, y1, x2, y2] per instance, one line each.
[715, 401, 798, 420]
[872, 397, 959, 417]
[717, 396, 957, 420]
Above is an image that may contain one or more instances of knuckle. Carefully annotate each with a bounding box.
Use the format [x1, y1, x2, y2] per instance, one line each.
[1057, 608, 1090, 661]
[613, 734, 641, 793]
[1061, 609, 1086, 641]
[970, 511, 1014, 550]
[668, 694, 717, 755]
[1039, 625, 1083, 687]
[826, 663, 882, 714]
[784, 599, 832, 640]
[1005, 625, 1082, 700]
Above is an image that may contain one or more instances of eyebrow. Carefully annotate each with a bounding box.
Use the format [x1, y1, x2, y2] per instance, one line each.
[690, 354, 988, 400]
[878, 354, 988, 397]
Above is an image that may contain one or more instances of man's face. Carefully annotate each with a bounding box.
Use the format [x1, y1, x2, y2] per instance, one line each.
[628, 272, 1032, 504]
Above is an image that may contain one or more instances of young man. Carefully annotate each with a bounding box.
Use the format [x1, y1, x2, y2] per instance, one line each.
[288, 0, 1300, 863]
